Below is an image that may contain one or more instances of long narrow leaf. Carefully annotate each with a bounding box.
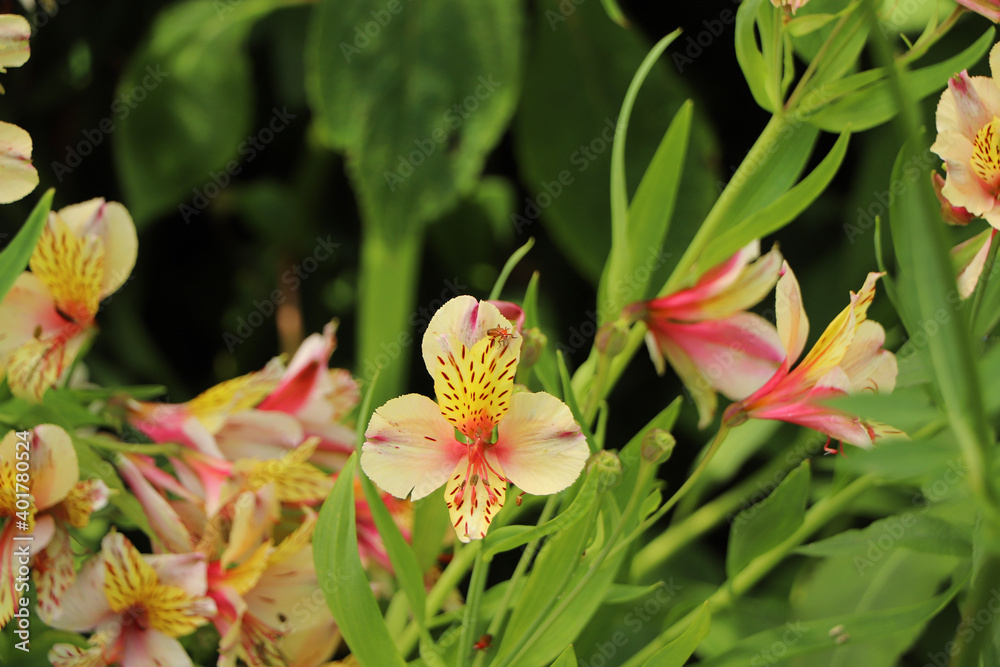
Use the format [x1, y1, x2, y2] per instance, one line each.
[0, 188, 53, 304]
[314, 454, 407, 667]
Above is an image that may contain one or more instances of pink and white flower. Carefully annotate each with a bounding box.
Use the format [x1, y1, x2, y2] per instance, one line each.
[624, 241, 786, 428]
[723, 264, 904, 449]
[361, 296, 589, 543]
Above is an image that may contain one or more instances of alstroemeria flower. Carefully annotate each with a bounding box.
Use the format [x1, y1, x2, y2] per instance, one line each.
[624, 241, 785, 428]
[0, 199, 137, 400]
[362, 296, 589, 543]
[257, 321, 359, 469]
[723, 264, 904, 449]
[209, 512, 339, 667]
[930, 44, 1000, 228]
[953, 228, 997, 298]
[129, 324, 358, 468]
[48, 532, 215, 667]
[0, 425, 108, 629]
[954, 0, 1000, 22]
[0, 15, 36, 204]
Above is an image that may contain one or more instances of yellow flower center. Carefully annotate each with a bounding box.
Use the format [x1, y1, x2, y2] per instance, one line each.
[971, 117, 1000, 192]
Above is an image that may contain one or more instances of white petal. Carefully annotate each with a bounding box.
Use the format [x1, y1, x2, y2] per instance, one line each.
[494, 392, 589, 496]
[361, 394, 466, 501]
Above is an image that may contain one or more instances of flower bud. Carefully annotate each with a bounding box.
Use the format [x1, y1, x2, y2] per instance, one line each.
[932, 172, 975, 226]
[518, 327, 547, 369]
[641, 428, 676, 464]
[588, 450, 622, 492]
[595, 321, 628, 357]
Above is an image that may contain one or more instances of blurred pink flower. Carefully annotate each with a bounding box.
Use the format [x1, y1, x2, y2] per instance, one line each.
[723, 264, 904, 450]
[624, 241, 785, 428]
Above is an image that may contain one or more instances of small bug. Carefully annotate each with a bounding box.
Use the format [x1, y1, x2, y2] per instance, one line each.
[486, 326, 517, 347]
[474, 634, 492, 651]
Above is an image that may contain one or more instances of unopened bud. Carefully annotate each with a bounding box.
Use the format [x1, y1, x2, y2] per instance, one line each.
[641, 428, 676, 464]
[588, 450, 622, 492]
[595, 321, 628, 357]
[518, 327, 546, 369]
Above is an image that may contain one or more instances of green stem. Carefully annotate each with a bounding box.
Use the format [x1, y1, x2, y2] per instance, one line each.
[495, 465, 656, 667]
[458, 547, 489, 667]
[398, 542, 478, 656]
[631, 433, 815, 580]
[583, 350, 612, 425]
[898, 6, 966, 66]
[949, 552, 1000, 667]
[783, 2, 857, 111]
[623, 475, 877, 666]
[637, 424, 731, 531]
[357, 226, 423, 412]
[660, 114, 789, 295]
[471, 497, 559, 667]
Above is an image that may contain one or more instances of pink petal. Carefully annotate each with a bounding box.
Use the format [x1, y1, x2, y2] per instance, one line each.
[117, 455, 192, 554]
[955, 229, 996, 298]
[487, 300, 526, 332]
[654, 329, 720, 429]
[121, 629, 193, 667]
[658, 313, 786, 401]
[957, 0, 1000, 21]
[775, 262, 808, 364]
[941, 72, 996, 138]
[258, 323, 337, 415]
[644, 241, 763, 317]
[838, 320, 898, 394]
[146, 551, 208, 597]
[494, 392, 589, 495]
[361, 394, 466, 501]
[0, 120, 38, 205]
[0, 273, 66, 363]
[421, 297, 522, 378]
[933, 172, 975, 225]
[216, 410, 304, 461]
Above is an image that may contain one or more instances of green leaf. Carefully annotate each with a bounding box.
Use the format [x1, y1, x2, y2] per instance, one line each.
[489, 238, 535, 301]
[726, 461, 811, 578]
[412, 488, 451, 573]
[359, 475, 428, 627]
[603, 582, 667, 605]
[557, 351, 596, 453]
[599, 94, 691, 322]
[797, 512, 972, 559]
[643, 603, 711, 667]
[735, 0, 775, 111]
[314, 453, 406, 667]
[697, 574, 968, 667]
[550, 645, 578, 667]
[115, 0, 292, 224]
[306, 0, 521, 236]
[513, 0, 717, 282]
[785, 13, 838, 37]
[482, 465, 601, 561]
[697, 129, 851, 273]
[0, 189, 53, 304]
[806, 28, 994, 132]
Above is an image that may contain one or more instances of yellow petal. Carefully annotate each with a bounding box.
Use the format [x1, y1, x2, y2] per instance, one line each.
[55, 199, 137, 298]
[431, 334, 518, 441]
[0, 120, 37, 204]
[102, 532, 158, 613]
[445, 455, 506, 543]
[187, 358, 284, 431]
[30, 213, 104, 322]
